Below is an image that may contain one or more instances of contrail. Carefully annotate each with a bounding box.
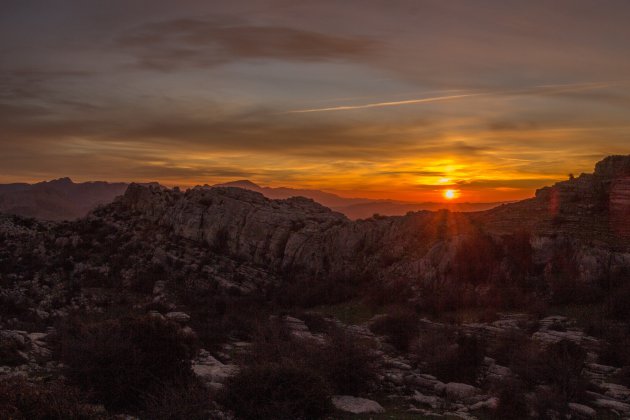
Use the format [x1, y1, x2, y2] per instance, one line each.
[286, 81, 626, 114]
[287, 93, 484, 113]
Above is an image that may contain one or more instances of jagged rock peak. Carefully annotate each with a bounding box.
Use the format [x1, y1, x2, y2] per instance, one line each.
[122, 182, 344, 216]
[47, 177, 74, 185]
[216, 180, 261, 189]
[595, 155, 630, 178]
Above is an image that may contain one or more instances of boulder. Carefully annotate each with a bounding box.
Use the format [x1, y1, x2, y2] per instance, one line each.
[413, 390, 442, 409]
[568, 403, 596, 418]
[332, 396, 385, 414]
[192, 351, 238, 390]
[444, 383, 480, 401]
[152, 280, 166, 295]
[165, 311, 190, 323]
[593, 398, 630, 414]
[469, 397, 499, 411]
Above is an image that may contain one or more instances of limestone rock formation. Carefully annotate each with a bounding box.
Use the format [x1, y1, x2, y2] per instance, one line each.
[112, 156, 630, 294]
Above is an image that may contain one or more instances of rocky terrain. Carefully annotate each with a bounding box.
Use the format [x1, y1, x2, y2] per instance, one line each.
[1, 155, 630, 419]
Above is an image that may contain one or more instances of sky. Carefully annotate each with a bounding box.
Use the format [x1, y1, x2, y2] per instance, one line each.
[1, 0, 630, 202]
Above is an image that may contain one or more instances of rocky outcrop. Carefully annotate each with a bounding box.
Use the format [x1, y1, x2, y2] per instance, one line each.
[192, 350, 238, 391]
[121, 185, 351, 274]
[610, 177, 630, 237]
[477, 155, 630, 249]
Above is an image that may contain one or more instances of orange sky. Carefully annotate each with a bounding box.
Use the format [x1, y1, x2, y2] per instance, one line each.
[1, 1, 630, 202]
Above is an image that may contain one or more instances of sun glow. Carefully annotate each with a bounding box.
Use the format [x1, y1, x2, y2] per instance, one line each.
[443, 189, 458, 200]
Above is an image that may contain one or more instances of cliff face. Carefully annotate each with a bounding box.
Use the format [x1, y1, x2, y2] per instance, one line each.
[121, 185, 352, 275]
[118, 184, 463, 281]
[475, 155, 630, 248]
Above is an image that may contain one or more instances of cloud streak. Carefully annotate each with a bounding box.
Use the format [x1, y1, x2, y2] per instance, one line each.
[117, 18, 376, 70]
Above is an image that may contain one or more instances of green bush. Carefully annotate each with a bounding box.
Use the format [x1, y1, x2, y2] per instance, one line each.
[221, 363, 332, 420]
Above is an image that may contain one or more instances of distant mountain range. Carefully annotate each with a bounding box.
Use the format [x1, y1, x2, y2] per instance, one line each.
[0, 178, 128, 221]
[0, 177, 505, 221]
[214, 180, 505, 219]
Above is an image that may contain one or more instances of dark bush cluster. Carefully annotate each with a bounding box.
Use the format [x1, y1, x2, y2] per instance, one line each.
[413, 329, 485, 383]
[0, 335, 28, 366]
[488, 337, 587, 417]
[0, 377, 101, 420]
[451, 231, 503, 285]
[249, 319, 378, 394]
[221, 319, 379, 419]
[188, 295, 267, 351]
[221, 363, 332, 420]
[606, 281, 630, 320]
[364, 278, 416, 307]
[369, 310, 419, 352]
[58, 315, 210, 417]
[274, 275, 360, 308]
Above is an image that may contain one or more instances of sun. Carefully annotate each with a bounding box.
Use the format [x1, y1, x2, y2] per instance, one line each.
[443, 189, 457, 200]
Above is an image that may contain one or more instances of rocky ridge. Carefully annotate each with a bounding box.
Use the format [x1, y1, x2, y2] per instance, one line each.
[115, 156, 630, 293]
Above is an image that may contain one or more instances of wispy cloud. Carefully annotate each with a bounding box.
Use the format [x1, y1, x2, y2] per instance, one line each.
[116, 18, 376, 70]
